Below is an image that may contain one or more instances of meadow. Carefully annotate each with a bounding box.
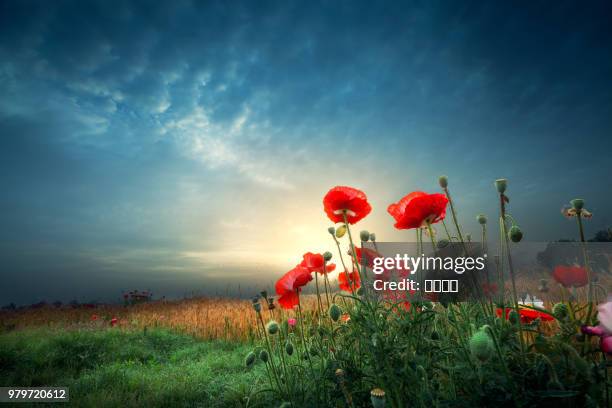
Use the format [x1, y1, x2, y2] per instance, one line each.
[2, 177, 611, 407]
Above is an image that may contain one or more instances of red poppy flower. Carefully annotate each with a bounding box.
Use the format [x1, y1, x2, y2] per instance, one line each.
[110, 317, 118, 327]
[323, 186, 372, 224]
[496, 308, 554, 323]
[552, 265, 588, 288]
[353, 247, 382, 269]
[387, 192, 449, 230]
[90, 314, 98, 321]
[300, 252, 336, 274]
[338, 270, 360, 292]
[275, 265, 313, 309]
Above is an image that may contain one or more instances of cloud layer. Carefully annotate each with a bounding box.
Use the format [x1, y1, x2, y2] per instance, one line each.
[1, 0, 611, 304]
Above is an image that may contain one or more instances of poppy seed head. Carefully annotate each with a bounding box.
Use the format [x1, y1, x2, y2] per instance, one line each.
[570, 198, 585, 211]
[495, 178, 507, 193]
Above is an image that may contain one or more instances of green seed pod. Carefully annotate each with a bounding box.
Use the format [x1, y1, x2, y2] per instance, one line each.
[438, 175, 448, 189]
[335, 225, 347, 238]
[285, 341, 294, 356]
[328, 226, 335, 235]
[508, 310, 520, 325]
[360, 230, 370, 242]
[495, 179, 507, 193]
[469, 330, 494, 362]
[553, 303, 569, 320]
[570, 198, 584, 211]
[370, 388, 386, 408]
[323, 251, 333, 261]
[258, 349, 269, 363]
[477, 214, 487, 225]
[329, 303, 342, 322]
[244, 351, 256, 367]
[508, 225, 523, 243]
[369, 232, 376, 241]
[266, 320, 279, 335]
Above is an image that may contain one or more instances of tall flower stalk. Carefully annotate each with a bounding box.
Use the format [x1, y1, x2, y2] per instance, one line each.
[439, 175, 467, 252]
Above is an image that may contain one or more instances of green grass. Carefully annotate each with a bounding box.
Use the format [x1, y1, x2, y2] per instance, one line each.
[0, 328, 274, 407]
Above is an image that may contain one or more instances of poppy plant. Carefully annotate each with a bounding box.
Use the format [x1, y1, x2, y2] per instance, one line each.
[275, 265, 313, 309]
[552, 265, 588, 288]
[323, 186, 372, 224]
[300, 252, 336, 274]
[338, 270, 360, 292]
[387, 191, 449, 230]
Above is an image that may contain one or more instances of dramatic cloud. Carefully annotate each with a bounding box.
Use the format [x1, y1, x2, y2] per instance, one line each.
[1, 0, 611, 303]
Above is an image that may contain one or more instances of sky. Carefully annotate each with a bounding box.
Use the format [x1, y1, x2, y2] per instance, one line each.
[1, 0, 611, 305]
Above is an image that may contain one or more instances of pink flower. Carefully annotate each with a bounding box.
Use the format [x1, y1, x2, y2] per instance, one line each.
[597, 299, 612, 333]
[287, 318, 297, 327]
[601, 336, 612, 354]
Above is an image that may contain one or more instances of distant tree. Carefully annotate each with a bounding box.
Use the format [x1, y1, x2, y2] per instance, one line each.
[589, 228, 612, 242]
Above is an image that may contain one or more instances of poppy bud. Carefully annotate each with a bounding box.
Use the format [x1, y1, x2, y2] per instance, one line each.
[508, 225, 523, 243]
[469, 330, 494, 362]
[431, 330, 440, 340]
[538, 279, 549, 293]
[477, 214, 487, 225]
[244, 351, 256, 367]
[336, 225, 347, 238]
[438, 175, 448, 189]
[508, 310, 520, 325]
[465, 233, 472, 242]
[570, 198, 584, 211]
[266, 320, 279, 335]
[252, 302, 261, 313]
[369, 232, 376, 241]
[328, 226, 335, 235]
[323, 251, 333, 261]
[553, 303, 569, 320]
[370, 388, 386, 408]
[285, 341, 294, 356]
[495, 179, 507, 194]
[260, 290, 268, 300]
[259, 349, 269, 363]
[356, 287, 364, 296]
[329, 303, 342, 322]
[360, 230, 370, 242]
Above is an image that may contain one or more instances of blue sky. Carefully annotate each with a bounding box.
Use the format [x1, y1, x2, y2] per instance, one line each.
[1, 0, 611, 304]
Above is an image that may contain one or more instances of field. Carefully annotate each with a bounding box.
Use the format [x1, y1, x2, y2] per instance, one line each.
[0, 327, 272, 407]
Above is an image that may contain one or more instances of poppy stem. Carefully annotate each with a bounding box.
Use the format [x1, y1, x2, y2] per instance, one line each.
[576, 212, 594, 325]
[443, 187, 468, 253]
[342, 211, 365, 292]
[426, 222, 437, 254]
[314, 270, 323, 322]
